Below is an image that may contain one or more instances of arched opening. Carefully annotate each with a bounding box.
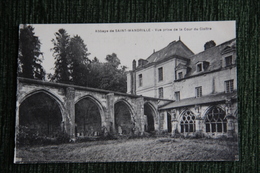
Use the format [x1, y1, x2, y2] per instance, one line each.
[18, 92, 63, 145]
[75, 97, 102, 137]
[144, 103, 155, 132]
[205, 106, 227, 133]
[180, 110, 196, 133]
[114, 101, 133, 135]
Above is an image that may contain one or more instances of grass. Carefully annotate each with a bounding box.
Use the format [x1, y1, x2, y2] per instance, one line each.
[15, 137, 238, 163]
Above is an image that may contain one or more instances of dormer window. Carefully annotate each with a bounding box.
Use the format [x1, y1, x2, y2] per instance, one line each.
[197, 63, 203, 72]
[196, 61, 209, 73]
[178, 72, 183, 79]
[225, 56, 232, 66]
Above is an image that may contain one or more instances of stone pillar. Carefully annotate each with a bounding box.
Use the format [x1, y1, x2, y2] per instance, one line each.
[136, 97, 144, 134]
[106, 93, 115, 133]
[226, 114, 236, 138]
[195, 113, 204, 136]
[162, 111, 168, 131]
[65, 87, 75, 138]
[171, 109, 178, 137]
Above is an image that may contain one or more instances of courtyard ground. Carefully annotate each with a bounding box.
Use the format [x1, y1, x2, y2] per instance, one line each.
[15, 137, 239, 163]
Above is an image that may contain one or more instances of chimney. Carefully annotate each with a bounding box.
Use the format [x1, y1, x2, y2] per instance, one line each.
[204, 40, 216, 50]
[138, 59, 142, 66]
[132, 60, 136, 70]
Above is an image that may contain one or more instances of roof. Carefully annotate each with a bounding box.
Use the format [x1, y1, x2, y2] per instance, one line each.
[159, 91, 237, 110]
[145, 40, 194, 64]
[185, 39, 236, 77]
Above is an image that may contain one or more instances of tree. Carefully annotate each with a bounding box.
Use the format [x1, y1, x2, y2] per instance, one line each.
[88, 53, 127, 92]
[68, 35, 90, 86]
[18, 25, 45, 80]
[49, 29, 71, 83]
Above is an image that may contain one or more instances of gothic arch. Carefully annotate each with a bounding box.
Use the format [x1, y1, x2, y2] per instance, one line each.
[179, 109, 196, 133]
[202, 105, 226, 119]
[114, 99, 135, 118]
[114, 99, 135, 134]
[204, 106, 227, 133]
[75, 95, 106, 126]
[143, 102, 157, 132]
[18, 89, 68, 123]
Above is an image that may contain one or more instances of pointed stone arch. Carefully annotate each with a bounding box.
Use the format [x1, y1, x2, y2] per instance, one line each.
[143, 102, 157, 132]
[17, 89, 69, 143]
[75, 95, 106, 137]
[204, 106, 227, 133]
[114, 99, 135, 135]
[17, 89, 69, 125]
[179, 109, 196, 133]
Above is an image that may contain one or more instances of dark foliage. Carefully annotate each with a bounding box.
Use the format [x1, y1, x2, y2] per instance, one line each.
[18, 25, 45, 80]
[16, 126, 70, 148]
[49, 29, 71, 83]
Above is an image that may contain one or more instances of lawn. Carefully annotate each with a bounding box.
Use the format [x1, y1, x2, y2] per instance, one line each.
[15, 137, 239, 163]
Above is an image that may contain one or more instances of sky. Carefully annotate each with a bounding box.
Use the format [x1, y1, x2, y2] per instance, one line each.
[30, 21, 236, 74]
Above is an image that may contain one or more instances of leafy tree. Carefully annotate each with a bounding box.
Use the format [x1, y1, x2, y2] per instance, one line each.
[49, 29, 71, 83]
[18, 25, 45, 80]
[88, 53, 127, 93]
[68, 35, 90, 86]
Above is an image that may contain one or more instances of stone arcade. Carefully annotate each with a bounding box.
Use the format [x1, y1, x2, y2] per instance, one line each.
[16, 77, 172, 139]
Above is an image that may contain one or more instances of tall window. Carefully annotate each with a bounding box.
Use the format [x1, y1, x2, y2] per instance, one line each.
[225, 56, 232, 66]
[158, 67, 163, 81]
[178, 72, 183, 79]
[138, 74, 142, 87]
[205, 107, 227, 133]
[175, 91, 180, 101]
[158, 87, 163, 98]
[225, 80, 234, 93]
[180, 110, 196, 133]
[195, 86, 202, 97]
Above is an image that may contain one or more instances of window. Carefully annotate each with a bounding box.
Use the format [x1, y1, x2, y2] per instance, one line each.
[225, 80, 234, 93]
[197, 63, 202, 72]
[205, 107, 227, 133]
[158, 67, 163, 81]
[175, 91, 180, 101]
[195, 86, 202, 97]
[180, 110, 196, 133]
[178, 72, 183, 79]
[225, 56, 232, 66]
[138, 74, 142, 87]
[158, 87, 163, 98]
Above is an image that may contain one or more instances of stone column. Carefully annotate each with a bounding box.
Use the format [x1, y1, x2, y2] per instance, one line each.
[195, 113, 204, 136]
[136, 97, 144, 134]
[226, 114, 236, 138]
[106, 93, 115, 133]
[171, 109, 178, 137]
[65, 87, 75, 138]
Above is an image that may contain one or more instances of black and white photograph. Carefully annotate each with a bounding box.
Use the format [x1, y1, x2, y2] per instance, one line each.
[14, 21, 238, 163]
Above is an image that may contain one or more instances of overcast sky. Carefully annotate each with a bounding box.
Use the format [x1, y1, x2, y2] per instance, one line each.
[30, 21, 236, 74]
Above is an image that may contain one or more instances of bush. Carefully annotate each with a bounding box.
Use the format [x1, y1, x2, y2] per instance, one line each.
[16, 126, 70, 147]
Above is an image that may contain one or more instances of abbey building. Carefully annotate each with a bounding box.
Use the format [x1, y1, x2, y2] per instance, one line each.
[127, 38, 238, 138]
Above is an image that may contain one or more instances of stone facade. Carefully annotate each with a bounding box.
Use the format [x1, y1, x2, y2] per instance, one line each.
[127, 38, 238, 138]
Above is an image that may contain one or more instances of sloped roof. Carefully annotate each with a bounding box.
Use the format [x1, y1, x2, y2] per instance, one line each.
[175, 63, 188, 70]
[186, 39, 236, 77]
[146, 40, 194, 64]
[159, 91, 237, 110]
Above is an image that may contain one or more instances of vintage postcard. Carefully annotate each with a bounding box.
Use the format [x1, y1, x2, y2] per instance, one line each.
[15, 21, 238, 163]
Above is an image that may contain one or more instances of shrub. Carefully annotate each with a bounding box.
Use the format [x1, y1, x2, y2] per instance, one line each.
[16, 126, 70, 147]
